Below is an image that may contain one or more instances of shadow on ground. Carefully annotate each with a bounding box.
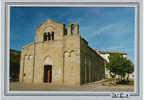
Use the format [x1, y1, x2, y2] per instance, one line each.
[10, 80, 134, 92]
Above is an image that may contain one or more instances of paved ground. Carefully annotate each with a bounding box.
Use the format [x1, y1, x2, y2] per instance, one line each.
[10, 81, 134, 92]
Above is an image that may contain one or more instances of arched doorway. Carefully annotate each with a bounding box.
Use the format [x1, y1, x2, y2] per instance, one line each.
[43, 56, 53, 83]
[44, 65, 52, 83]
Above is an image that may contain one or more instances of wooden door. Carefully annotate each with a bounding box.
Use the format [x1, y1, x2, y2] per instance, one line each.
[44, 65, 52, 83]
[48, 70, 50, 82]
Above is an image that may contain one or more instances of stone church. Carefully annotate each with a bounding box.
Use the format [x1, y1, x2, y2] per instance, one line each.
[19, 19, 105, 86]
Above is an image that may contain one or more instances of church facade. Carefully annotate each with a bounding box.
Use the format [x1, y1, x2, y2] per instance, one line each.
[19, 19, 105, 86]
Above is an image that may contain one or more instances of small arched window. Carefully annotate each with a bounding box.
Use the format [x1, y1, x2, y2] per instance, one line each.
[43, 32, 54, 41]
[43, 32, 47, 41]
[71, 24, 74, 35]
[52, 32, 54, 40]
[48, 32, 51, 40]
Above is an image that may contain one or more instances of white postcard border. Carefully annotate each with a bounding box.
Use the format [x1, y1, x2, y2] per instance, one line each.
[1, 0, 143, 100]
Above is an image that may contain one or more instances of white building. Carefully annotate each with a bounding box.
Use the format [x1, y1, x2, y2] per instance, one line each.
[96, 49, 130, 79]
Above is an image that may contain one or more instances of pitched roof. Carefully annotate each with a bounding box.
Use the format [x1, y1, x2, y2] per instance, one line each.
[35, 19, 64, 31]
[96, 49, 127, 55]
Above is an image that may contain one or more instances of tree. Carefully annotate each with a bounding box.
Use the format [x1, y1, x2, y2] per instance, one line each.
[122, 59, 134, 81]
[105, 53, 134, 83]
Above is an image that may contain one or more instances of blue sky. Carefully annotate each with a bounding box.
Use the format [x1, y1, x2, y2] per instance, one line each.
[10, 7, 135, 63]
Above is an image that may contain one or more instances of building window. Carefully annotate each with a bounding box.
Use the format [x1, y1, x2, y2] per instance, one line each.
[84, 56, 87, 83]
[25, 56, 29, 60]
[43, 32, 47, 41]
[43, 32, 54, 41]
[64, 52, 70, 57]
[29, 55, 33, 60]
[71, 24, 74, 34]
[52, 32, 54, 40]
[48, 32, 51, 40]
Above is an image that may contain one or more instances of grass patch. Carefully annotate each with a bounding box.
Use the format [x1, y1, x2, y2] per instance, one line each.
[117, 80, 134, 85]
[102, 78, 134, 86]
[102, 78, 115, 82]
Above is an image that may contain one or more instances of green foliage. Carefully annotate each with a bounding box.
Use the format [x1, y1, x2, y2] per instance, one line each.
[10, 49, 21, 81]
[105, 53, 134, 82]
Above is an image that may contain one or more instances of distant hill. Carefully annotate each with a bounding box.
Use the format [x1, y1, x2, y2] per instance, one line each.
[10, 49, 21, 81]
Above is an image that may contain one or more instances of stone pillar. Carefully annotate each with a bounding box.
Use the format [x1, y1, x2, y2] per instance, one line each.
[67, 24, 72, 35]
[74, 24, 79, 35]
[19, 52, 24, 83]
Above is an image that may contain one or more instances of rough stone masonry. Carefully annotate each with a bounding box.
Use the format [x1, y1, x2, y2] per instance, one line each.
[19, 19, 105, 86]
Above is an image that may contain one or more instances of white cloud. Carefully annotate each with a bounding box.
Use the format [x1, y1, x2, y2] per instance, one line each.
[80, 21, 133, 38]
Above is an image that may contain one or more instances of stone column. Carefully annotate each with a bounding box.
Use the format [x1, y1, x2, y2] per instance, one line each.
[74, 24, 79, 35]
[67, 24, 72, 36]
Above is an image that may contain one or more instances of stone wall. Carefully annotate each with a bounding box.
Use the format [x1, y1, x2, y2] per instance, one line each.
[63, 34, 80, 85]
[33, 41, 64, 84]
[80, 38, 105, 85]
[35, 19, 65, 42]
[19, 42, 35, 83]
